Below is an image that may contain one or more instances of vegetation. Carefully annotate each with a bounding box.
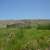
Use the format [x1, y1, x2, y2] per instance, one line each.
[0, 24, 50, 50]
[37, 24, 50, 30]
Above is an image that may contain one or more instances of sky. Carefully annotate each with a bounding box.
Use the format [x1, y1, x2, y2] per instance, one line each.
[0, 0, 50, 20]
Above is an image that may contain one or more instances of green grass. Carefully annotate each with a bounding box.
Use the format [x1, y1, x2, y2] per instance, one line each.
[0, 28, 50, 50]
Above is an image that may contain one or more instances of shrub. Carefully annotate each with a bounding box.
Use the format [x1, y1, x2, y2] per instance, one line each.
[37, 24, 50, 30]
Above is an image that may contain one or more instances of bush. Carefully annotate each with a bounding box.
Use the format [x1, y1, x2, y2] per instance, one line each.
[37, 24, 50, 30]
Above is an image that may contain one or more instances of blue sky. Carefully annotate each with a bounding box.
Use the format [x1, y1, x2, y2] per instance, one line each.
[0, 0, 50, 20]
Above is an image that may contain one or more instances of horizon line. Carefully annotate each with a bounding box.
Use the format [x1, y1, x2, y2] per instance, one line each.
[0, 18, 50, 20]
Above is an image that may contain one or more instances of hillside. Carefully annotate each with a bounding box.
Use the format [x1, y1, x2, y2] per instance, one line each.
[0, 19, 50, 25]
[0, 19, 50, 50]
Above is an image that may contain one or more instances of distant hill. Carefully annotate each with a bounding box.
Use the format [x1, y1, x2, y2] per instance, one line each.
[0, 19, 50, 28]
[0, 19, 50, 25]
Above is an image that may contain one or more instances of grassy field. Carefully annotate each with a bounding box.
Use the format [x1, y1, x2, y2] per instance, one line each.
[0, 28, 50, 50]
